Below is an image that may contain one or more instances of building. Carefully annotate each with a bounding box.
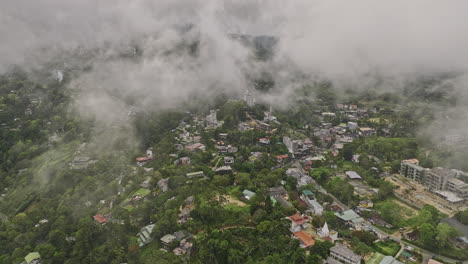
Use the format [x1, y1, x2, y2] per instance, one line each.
[161, 234, 177, 249]
[263, 107, 277, 122]
[293, 231, 315, 248]
[244, 89, 256, 107]
[308, 199, 324, 215]
[424, 167, 456, 191]
[206, 110, 222, 128]
[326, 243, 362, 264]
[93, 214, 107, 224]
[300, 190, 323, 215]
[24, 252, 41, 264]
[224, 156, 234, 165]
[70, 156, 93, 169]
[269, 186, 287, 197]
[276, 154, 289, 163]
[137, 224, 155, 247]
[243, 189, 255, 200]
[269, 186, 293, 208]
[345, 171, 362, 180]
[158, 178, 169, 192]
[136, 156, 152, 166]
[400, 159, 425, 181]
[334, 210, 364, 229]
[215, 166, 232, 174]
[379, 256, 403, 264]
[186, 171, 205, 179]
[286, 168, 303, 180]
[179, 157, 191, 165]
[185, 143, 206, 152]
[446, 178, 468, 201]
[288, 214, 309, 232]
[347, 122, 358, 131]
[317, 222, 338, 242]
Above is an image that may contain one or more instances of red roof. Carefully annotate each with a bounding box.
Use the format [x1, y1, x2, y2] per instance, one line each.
[276, 154, 288, 159]
[289, 214, 308, 225]
[93, 214, 107, 224]
[293, 231, 315, 247]
[136, 156, 152, 162]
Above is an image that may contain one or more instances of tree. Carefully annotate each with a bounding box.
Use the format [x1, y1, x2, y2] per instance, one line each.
[311, 168, 331, 185]
[342, 145, 353, 161]
[49, 229, 66, 248]
[310, 241, 334, 259]
[419, 223, 436, 247]
[435, 223, 458, 249]
[455, 209, 468, 225]
[375, 181, 394, 201]
[376, 201, 402, 226]
[352, 230, 378, 246]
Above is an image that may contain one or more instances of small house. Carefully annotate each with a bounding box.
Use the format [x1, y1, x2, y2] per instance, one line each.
[24, 252, 41, 264]
[224, 156, 234, 165]
[93, 214, 107, 224]
[243, 189, 256, 200]
[160, 234, 177, 248]
[293, 231, 315, 248]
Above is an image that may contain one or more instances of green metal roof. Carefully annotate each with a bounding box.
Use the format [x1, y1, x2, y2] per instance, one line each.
[302, 190, 314, 196]
[25, 252, 41, 264]
[401, 251, 412, 258]
[270, 197, 277, 205]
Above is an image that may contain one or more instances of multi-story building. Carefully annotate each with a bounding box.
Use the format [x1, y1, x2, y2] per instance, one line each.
[424, 167, 455, 191]
[326, 243, 362, 264]
[400, 159, 425, 182]
[399, 160, 468, 205]
[447, 178, 468, 200]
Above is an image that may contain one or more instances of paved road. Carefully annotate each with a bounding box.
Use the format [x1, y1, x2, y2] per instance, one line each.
[287, 159, 465, 264]
[307, 170, 465, 264]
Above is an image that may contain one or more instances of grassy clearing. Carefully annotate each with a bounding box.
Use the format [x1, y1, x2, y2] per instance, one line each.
[367, 252, 385, 264]
[374, 241, 401, 256]
[132, 188, 151, 197]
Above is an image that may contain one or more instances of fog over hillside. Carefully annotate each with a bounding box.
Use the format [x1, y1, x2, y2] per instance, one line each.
[2, 0, 468, 148]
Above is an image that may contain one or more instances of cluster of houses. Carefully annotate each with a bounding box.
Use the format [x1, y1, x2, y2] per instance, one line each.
[85, 102, 398, 261]
[160, 231, 193, 257]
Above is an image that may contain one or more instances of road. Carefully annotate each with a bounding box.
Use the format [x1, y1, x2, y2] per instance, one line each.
[301, 165, 464, 264]
[286, 158, 466, 264]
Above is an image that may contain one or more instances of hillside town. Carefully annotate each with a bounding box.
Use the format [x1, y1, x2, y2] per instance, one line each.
[57, 91, 467, 264]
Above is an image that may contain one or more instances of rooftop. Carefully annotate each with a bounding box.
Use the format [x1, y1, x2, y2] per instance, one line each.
[243, 189, 255, 197]
[345, 171, 362, 180]
[402, 159, 419, 165]
[161, 234, 177, 244]
[93, 214, 107, 224]
[330, 244, 361, 263]
[433, 190, 464, 203]
[293, 231, 315, 247]
[380, 256, 403, 264]
[335, 209, 363, 223]
[25, 252, 41, 264]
